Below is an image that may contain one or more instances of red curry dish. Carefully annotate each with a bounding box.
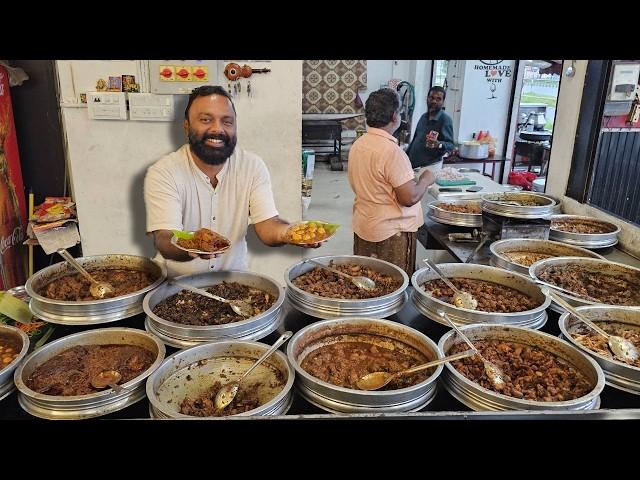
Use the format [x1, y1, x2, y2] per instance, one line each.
[300, 336, 432, 390]
[293, 262, 401, 299]
[42, 268, 155, 301]
[449, 340, 593, 402]
[421, 278, 541, 312]
[25, 344, 156, 396]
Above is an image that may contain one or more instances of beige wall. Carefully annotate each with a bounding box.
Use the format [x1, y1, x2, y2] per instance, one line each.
[546, 60, 640, 258]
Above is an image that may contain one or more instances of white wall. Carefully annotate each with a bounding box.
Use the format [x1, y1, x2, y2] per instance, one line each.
[546, 60, 640, 258]
[57, 60, 303, 284]
[457, 60, 516, 155]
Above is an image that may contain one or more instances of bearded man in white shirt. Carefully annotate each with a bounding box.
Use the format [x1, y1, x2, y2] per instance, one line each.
[144, 85, 316, 277]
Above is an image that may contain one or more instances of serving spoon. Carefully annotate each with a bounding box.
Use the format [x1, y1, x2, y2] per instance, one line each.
[90, 370, 125, 393]
[171, 280, 253, 318]
[356, 349, 475, 391]
[57, 248, 115, 299]
[423, 258, 478, 310]
[439, 311, 507, 389]
[547, 289, 639, 363]
[305, 258, 376, 291]
[214, 331, 293, 410]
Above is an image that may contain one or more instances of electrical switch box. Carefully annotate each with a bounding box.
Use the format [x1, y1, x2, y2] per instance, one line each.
[128, 93, 175, 122]
[87, 92, 128, 120]
[604, 61, 640, 116]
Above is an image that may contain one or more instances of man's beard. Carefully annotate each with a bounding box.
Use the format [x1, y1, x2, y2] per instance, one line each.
[428, 104, 442, 114]
[188, 129, 237, 165]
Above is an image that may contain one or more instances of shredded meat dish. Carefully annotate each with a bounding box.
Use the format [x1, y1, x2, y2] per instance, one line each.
[502, 251, 555, 267]
[538, 265, 640, 306]
[421, 278, 541, 312]
[26, 344, 155, 396]
[152, 281, 275, 325]
[42, 268, 155, 301]
[293, 262, 401, 299]
[300, 338, 432, 390]
[179, 363, 285, 417]
[177, 228, 229, 252]
[449, 340, 593, 402]
[552, 220, 615, 234]
[569, 321, 640, 368]
[436, 202, 481, 214]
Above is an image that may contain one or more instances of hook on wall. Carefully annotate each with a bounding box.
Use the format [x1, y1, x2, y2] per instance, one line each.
[565, 60, 576, 77]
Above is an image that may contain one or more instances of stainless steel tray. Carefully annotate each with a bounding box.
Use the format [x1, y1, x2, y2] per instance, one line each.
[287, 317, 442, 414]
[14, 327, 165, 420]
[285, 255, 409, 320]
[559, 305, 640, 395]
[529, 256, 640, 308]
[427, 200, 482, 227]
[481, 192, 556, 219]
[0, 325, 29, 402]
[549, 215, 620, 249]
[143, 270, 285, 348]
[147, 340, 294, 418]
[438, 324, 604, 411]
[490, 238, 604, 275]
[26, 254, 165, 325]
[411, 263, 550, 329]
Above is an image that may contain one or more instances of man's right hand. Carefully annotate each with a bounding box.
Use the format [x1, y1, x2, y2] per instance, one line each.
[418, 168, 435, 186]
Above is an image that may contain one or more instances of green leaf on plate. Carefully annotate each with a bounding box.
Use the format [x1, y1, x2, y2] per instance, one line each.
[172, 230, 194, 240]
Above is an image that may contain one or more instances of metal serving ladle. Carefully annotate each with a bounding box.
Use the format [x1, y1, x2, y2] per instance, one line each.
[171, 280, 253, 318]
[57, 248, 115, 299]
[439, 311, 507, 389]
[356, 349, 476, 391]
[90, 370, 125, 393]
[423, 258, 478, 310]
[305, 259, 376, 291]
[547, 289, 639, 363]
[214, 331, 293, 410]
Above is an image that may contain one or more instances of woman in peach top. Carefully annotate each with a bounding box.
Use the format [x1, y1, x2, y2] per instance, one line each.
[347, 88, 435, 275]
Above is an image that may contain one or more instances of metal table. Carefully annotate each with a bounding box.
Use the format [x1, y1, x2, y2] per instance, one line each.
[444, 155, 508, 182]
[302, 113, 364, 169]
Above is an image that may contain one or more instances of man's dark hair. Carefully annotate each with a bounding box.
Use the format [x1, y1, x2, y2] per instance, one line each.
[184, 85, 236, 120]
[365, 88, 400, 128]
[428, 85, 446, 100]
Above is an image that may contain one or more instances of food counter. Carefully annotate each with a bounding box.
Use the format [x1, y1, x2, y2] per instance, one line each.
[3, 293, 640, 420]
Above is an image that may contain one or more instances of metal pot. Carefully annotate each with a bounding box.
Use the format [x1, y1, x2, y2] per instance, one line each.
[144, 270, 285, 349]
[559, 306, 640, 395]
[459, 142, 489, 160]
[427, 200, 482, 228]
[411, 263, 550, 329]
[147, 340, 294, 418]
[0, 325, 29, 402]
[490, 238, 604, 275]
[529, 256, 640, 309]
[549, 214, 620, 249]
[25, 255, 165, 325]
[519, 130, 552, 142]
[14, 327, 165, 420]
[438, 324, 604, 411]
[287, 317, 442, 414]
[481, 192, 556, 219]
[284, 255, 409, 320]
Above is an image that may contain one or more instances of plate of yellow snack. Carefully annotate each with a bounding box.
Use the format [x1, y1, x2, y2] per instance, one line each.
[286, 221, 339, 245]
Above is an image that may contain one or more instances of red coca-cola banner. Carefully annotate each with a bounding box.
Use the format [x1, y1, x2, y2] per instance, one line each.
[0, 65, 27, 289]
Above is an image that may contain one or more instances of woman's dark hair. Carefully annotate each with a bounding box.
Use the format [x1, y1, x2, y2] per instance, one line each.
[428, 85, 446, 100]
[364, 88, 400, 128]
[184, 85, 236, 120]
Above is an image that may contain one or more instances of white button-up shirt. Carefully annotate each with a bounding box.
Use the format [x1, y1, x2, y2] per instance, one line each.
[144, 144, 279, 277]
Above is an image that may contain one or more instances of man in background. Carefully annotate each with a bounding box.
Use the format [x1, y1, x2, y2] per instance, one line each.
[407, 86, 455, 172]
